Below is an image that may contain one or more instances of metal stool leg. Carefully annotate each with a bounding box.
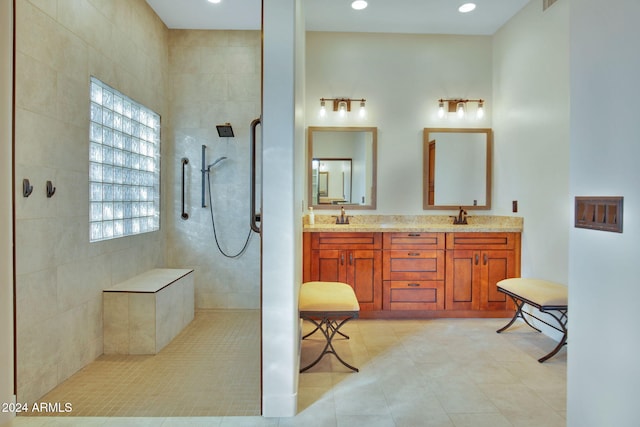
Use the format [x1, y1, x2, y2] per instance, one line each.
[537, 309, 568, 363]
[300, 315, 358, 373]
[497, 294, 542, 334]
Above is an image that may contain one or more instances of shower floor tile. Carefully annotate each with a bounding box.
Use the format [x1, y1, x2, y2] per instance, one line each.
[24, 310, 260, 417]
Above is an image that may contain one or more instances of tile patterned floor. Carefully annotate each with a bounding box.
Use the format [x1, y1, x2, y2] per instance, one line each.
[9, 315, 567, 426]
[24, 310, 261, 417]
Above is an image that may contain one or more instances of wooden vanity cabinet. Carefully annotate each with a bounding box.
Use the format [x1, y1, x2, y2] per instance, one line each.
[303, 230, 521, 317]
[445, 233, 520, 313]
[303, 232, 382, 311]
[382, 232, 446, 311]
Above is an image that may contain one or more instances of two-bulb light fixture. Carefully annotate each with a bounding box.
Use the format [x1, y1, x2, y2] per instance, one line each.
[319, 98, 367, 119]
[437, 98, 485, 120]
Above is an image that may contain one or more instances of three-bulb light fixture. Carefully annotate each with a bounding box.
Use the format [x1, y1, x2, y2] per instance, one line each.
[319, 98, 366, 118]
[437, 98, 485, 119]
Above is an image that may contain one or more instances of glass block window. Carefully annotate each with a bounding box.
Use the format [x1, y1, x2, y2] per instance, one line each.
[89, 77, 160, 242]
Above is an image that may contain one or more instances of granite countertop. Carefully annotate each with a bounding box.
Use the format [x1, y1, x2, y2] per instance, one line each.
[303, 215, 523, 233]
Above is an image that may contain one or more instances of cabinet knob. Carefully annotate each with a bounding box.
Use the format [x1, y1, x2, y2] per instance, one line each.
[483, 253, 488, 265]
[408, 233, 421, 237]
[341, 253, 345, 265]
[475, 254, 479, 265]
[408, 252, 420, 256]
[349, 252, 354, 265]
[407, 283, 421, 287]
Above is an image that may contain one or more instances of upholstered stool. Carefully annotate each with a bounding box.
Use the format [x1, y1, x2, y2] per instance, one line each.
[299, 281, 360, 372]
[496, 278, 568, 362]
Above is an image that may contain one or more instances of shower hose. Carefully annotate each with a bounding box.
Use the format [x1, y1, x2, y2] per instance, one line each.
[207, 171, 253, 258]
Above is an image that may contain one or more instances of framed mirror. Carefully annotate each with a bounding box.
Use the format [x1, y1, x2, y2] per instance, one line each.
[423, 128, 492, 210]
[308, 126, 377, 210]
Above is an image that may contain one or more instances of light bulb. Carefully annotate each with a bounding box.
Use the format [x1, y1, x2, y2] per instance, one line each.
[476, 101, 484, 119]
[208, 0, 222, 4]
[319, 100, 326, 117]
[438, 101, 446, 118]
[338, 101, 347, 117]
[457, 102, 466, 118]
[359, 100, 366, 118]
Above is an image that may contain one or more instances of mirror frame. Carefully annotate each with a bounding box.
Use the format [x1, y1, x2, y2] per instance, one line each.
[308, 126, 377, 210]
[422, 128, 492, 210]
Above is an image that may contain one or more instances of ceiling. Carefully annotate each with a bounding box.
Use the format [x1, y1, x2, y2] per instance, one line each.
[145, 0, 531, 35]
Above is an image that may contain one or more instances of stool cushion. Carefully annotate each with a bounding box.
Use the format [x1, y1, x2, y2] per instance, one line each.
[299, 281, 360, 312]
[498, 278, 568, 307]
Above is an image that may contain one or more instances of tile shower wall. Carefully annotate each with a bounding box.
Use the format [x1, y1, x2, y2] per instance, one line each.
[166, 30, 261, 309]
[14, 0, 168, 403]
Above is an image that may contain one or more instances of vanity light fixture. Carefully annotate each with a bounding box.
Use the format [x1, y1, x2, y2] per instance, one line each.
[351, 1, 368, 10]
[437, 98, 485, 119]
[319, 97, 366, 118]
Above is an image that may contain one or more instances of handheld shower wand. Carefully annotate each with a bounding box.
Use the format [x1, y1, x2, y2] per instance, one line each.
[207, 156, 228, 171]
[201, 146, 228, 208]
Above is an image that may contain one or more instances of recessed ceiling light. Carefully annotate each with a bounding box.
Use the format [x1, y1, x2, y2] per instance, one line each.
[207, 0, 221, 4]
[352, 1, 368, 11]
[459, 3, 477, 13]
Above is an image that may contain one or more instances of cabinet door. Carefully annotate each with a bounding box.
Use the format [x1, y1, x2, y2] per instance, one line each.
[348, 250, 382, 311]
[478, 250, 515, 311]
[446, 249, 516, 311]
[310, 249, 347, 283]
[445, 249, 479, 310]
[309, 249, 382, 311]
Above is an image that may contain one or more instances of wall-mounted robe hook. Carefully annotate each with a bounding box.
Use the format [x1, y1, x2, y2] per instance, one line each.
[23, 179, 34, 198]
[46, 180, 56, 198]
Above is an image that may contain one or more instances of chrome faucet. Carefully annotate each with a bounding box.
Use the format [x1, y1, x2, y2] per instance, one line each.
[453, 207, 468, 225]
[335, 206, 350, 224]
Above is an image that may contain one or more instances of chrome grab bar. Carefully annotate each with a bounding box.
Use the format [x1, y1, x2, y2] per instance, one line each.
[250, 117, 261, 233]
[181, 157, 189, 220]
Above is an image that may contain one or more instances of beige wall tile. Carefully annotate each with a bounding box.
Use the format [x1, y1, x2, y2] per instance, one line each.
[166, 30, 260, 310]
[15, 0, 168, 401]
[103, 292, 129, 354]
[15, 52, 58, 117]
[128, 293, 156, 354]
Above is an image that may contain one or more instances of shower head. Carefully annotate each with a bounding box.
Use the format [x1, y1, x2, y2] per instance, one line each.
[207, 156, 228, 171]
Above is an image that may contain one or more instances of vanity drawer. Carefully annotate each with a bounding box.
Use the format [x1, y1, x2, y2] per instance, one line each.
[383, 280, 445, 310]
[383, 250, 444, 281]
[383, 232, 445, 250]
[446, 232, 518, 250]
[311, 232, 382, 250]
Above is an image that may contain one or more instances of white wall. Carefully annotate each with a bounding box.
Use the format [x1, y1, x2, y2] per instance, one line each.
[492, 0, 570, 341]
[568, 0, 640, 425]
[0, 0, 15, 423]
[261, 0, 304, 417]
[493, 0, 570, 283]
[305, 32, 493, 214]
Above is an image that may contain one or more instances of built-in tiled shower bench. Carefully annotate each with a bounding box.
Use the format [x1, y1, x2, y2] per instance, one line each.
[103, 268, 194, 355]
